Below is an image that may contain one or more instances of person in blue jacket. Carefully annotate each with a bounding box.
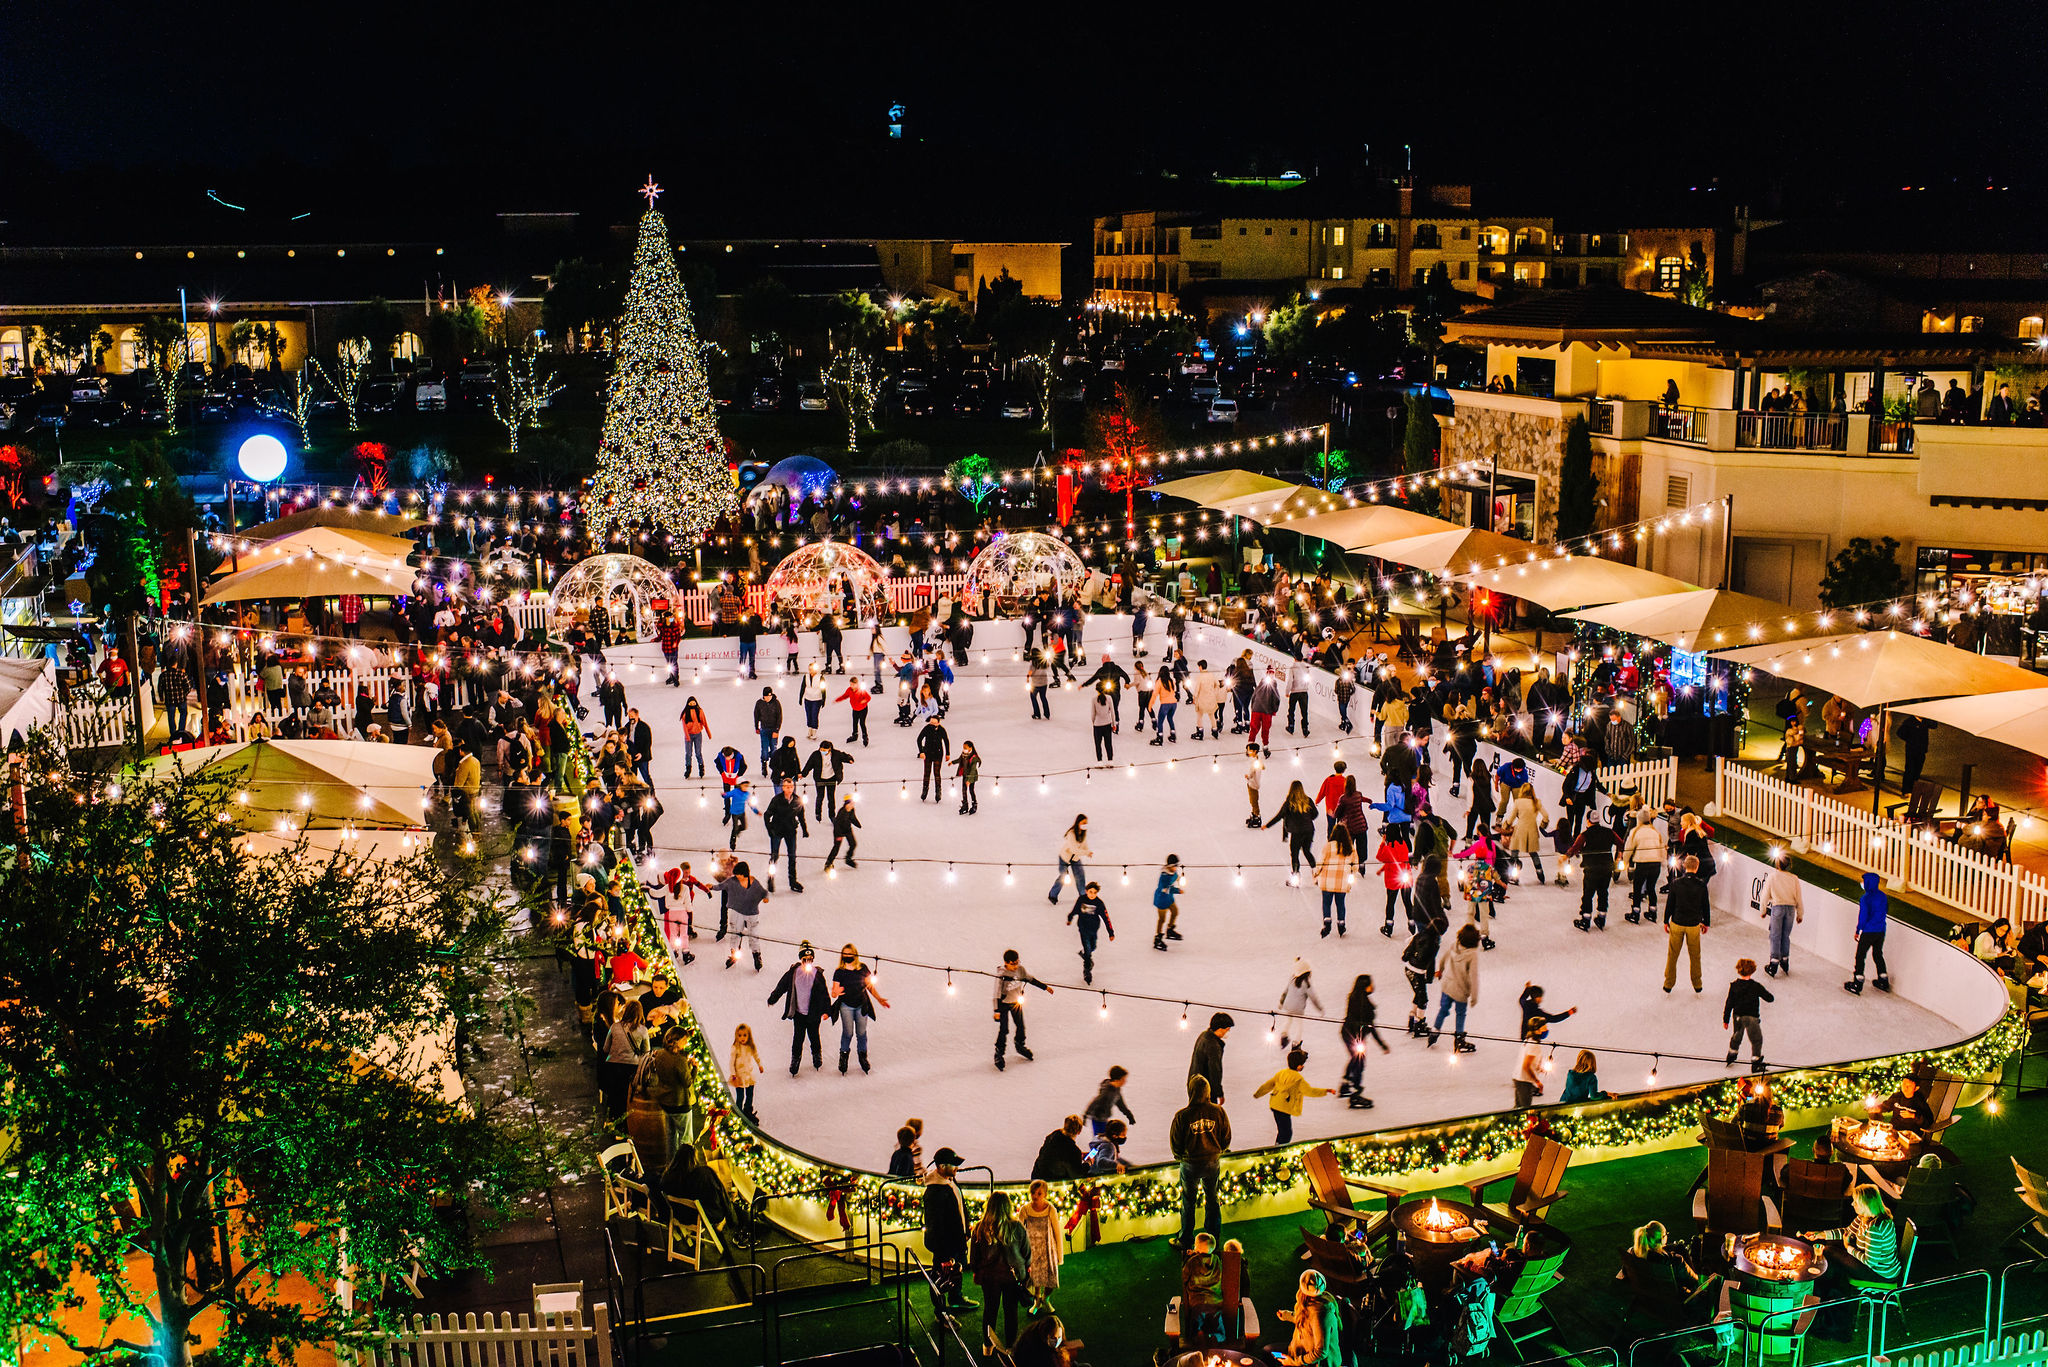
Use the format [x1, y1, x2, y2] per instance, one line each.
[1845, 872, 1891, 995]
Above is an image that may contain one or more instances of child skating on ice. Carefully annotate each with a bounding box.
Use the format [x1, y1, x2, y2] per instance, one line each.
[1067, 881, 1115, 983]
[1153, 854, 1185, 951]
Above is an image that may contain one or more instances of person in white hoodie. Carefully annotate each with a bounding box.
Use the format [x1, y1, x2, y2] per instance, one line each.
[1048, 815, 1092, 905]
[1285, 659, 1315, 737]
[798, 661, 830, 740]
[1276, 957, 1325, 1049]
[1761, 852, 1804, 977]
[1622, 808, 1668, 924]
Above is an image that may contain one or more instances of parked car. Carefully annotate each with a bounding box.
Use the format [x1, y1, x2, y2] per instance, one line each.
[1189, 377, 1222, 403]
[796, 382, 830, 412]
[458, 366, 496, 405]
[134, 385, 171, 425]
[900, 389, 938, 418]
[364, 377, 406, 414]
[197, 389, 238, 423]
[749, 379, 783, 412]
[953, 390, 988, 418]
[998, 389, 1037, 421]
[1206, 397, 1240, 425]
[894, 367, 930, 393]
[414, 374, 448, 412]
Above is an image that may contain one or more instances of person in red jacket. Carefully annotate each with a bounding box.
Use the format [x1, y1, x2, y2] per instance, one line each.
[1314, 760, 1351, 846]
[835, 678, 872, 747]
[1375, 827, 1414, 936]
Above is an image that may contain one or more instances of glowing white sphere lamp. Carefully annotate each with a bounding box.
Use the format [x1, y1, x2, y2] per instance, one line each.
[237, 433, 288, 483]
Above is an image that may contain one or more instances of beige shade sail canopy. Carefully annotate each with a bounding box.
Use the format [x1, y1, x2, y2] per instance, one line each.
[1563, 588, 1815, 650]
[147, 738, 441, 829]
[212, 526, 420, 577]
[1150, 470, 1300, 514]
[1361, 525, 1540, 576]
[1894, 689, 2048, 760]
[1267, 503, 1458, 552]
[240, 506, 432, 540]
[201, 548, 414, 604]
[1712, 630, 2048, 709]
[1451, 555, 1695, 612]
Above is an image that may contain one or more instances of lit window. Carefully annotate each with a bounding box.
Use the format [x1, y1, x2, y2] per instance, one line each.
[1960, 315, 1985, 333]
[1329, 266, 1344, 281]
[2021, 317, 2044, 339]
[1657, 256, 1685, 290]
[1332, 226, 1346, 247]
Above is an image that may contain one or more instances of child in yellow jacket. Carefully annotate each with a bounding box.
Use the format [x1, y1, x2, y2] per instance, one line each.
[1253, 1047, 1334, 1145]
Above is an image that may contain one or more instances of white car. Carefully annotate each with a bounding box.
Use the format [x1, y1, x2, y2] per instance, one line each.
[1206, 398, 1240, 425]
[797, 382, 830, 412]
[414, 376, 448, 411]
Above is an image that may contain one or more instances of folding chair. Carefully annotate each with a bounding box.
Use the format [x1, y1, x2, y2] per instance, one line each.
[599, 1142, 643, 1224]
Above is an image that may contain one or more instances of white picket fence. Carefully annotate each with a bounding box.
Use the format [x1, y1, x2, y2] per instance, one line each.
[1895, 1329, 2048, 1367]
[503, 573, 974, 634]
[361, 1307, 612, 1367]
[1715, 757, 2048, 925]
[1596, 756, 1680, 810]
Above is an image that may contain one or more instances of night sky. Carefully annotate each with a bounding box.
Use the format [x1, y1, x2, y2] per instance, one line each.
[3, 3, 2046, 238]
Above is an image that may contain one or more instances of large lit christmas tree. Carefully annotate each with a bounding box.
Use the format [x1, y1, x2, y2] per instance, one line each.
[588, 178, 735, 545]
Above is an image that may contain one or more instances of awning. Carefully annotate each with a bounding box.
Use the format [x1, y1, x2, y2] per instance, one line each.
[1150, 470, 1300, 514]
[1450, 555, 1695, 611]
[202, 549, 414, 605]
[1362, 526, 1539, 576]
[1268, 504, 1458, 552]
[240, 506, 432, 540]
[1712, 631, 2046, 708]
[211, 526, 420, 578]
[146, 738, 440, 829]
[1894, 689, 2048, 760]
[1563, 588, 1813, 650]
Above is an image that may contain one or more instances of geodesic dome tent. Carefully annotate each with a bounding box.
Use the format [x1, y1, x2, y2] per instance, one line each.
[755, 454, 842, 499]
[763, 541, 887, 626]
[963, 531, 1088, 607]
[547, 553, 677, 642]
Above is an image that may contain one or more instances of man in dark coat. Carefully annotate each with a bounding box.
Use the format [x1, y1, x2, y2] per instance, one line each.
[1030, 1116, 1090, 1181]
[922, 1148, 975, 1313]
[763, 777, 809, 892]
[765, 941, 831, 1074]
[1187, 1012, 1233, 1104]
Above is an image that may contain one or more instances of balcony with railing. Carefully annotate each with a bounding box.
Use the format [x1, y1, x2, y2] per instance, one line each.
[1654, 403, 1707, 444]
[1873, 418, 1915, 453]
[1735, 411, 1848, 452]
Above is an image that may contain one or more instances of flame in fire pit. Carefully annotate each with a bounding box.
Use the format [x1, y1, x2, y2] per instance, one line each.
[1423, 1198, 1461, 1232]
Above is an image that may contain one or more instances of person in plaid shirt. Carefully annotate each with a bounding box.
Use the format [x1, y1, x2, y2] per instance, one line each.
[657, 610, 683, 685]
[338, 594, 364, 639]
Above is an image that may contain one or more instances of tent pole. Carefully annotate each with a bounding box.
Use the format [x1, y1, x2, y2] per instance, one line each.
[1871, 704, 1886, 818]
[1719, 493, 1734, 591]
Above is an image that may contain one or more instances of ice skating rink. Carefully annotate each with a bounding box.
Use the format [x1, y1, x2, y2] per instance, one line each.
[609, 617, 1977, 1180]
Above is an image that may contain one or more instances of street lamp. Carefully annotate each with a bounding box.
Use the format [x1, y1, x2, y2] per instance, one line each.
[205, 298, 221, 377]
[499, 291, 516, 351]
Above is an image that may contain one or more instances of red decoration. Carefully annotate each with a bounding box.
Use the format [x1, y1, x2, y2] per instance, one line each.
[700, 1102, 729, 1156]
[824, 1178, 855, 1232]
[354, 442, 391, 495]
[1064, 1185, 1102, 1244]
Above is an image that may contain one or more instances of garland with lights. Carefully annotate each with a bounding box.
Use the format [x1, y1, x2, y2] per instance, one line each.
[1567, 619, 1750, 752]
[572, 741, 2023, 1238]
[587, 184, 737, 546]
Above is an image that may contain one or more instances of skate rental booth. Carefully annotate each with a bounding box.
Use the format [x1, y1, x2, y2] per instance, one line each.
[580, 608, 2016, 1261]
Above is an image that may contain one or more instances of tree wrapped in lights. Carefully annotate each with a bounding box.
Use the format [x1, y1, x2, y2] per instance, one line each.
[945, 454, 1000, 512]
[589, 181, 736, 545]
[492, 344, 565, 460]
[1089, 383, 1162, 523]
[313, 337, 374, 431]
[825, 349, 884, 454]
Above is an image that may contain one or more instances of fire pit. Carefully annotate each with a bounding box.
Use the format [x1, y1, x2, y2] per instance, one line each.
[1395, 1196, 1483, 1246]
[1733, 1233, 1820, 1285]
[1832, 1116, 1917, 1165]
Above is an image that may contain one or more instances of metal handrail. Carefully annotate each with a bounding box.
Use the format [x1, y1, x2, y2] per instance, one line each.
[768, 1242, 907, 1365]
[1884, 1267, 1994, 1359]
[1998, 1256, 2048, 1337]
[1749, 1290, 1875, 1367]
[1624, 1317, 1735, 1366]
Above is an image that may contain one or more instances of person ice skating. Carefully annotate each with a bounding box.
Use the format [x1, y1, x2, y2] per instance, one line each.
[1254, 1046, 1332, 1145]
[1084, 1065, 1136, 1137]
[1314, 760, 1351, 845]
[1313, 825, 1359, 937]
[1190, 659, 1223, 739]
[713, 861, 770, 971]
[1153, 854, 1185, 950]
[1463, 749, 1497, 838]
[1088, 682, 1116, 760]
[1248, 668, 1282, 754]
[1402, 914, 1445, 1037]
[1067, 881, 1115, 983]
[1512, 1016, 1548, 1109]
[1267, 780, 1319, 878]
[835, 677, 872, 747]
[1150, 670, 1180, 743]
[1276, 958, 1324, 1047]
[680, 697, 712, 778]
[1048, 815, 1090, 905]
[916, 713, 951, 802]
[1504, 784, 1549, 885]
[1375, 825, 1415, 936]
[1084, 1119, 1129, 1174]
[952, 740, 982, 814]
[1026, 651, 1053, 720]
[754, 686, 783, 767]
[1623, 808, 1667, 923]
[1189, 1011, 1232, 1103]
[1461, 859, 1507, 949]
[781, 620, 800, 676]
[1030, 1118, 1089, 1181]
[922, 1148, 974, 1314]
[1723, 957, 1773, 1072]
[993, 949, 1054, 1071]
[1334, 658, 1358, 735]
[1428, 923, 1482, 1053]
[869, 623, 890, 690]
[766, 941, 831, 1075]
[1133, 660, 1154, 732]
[802, 740, 854, 820]
[1761, 851, 1803, 977]
[823, 795, 861, 870]
[1170, 1075, 1232, 1250]
[1083, 655, 1129, 722]
[1567, 817, 1620, 932]
[1662, 855, 1711, 993]
[1284, 657, 1313, 736]
[1846, 872, 1892, 994]
[1558, 753, 1600, 844]
[715, 743, 747, 795]
[763, 777, 808, 892]
[830, 942, 890, 1074]
[728, 1023, 762, 1122]
[1244, 744, 1265, 828]
[1019, 1180, 1064, 1314]
[1338, 975, 1390, 1107]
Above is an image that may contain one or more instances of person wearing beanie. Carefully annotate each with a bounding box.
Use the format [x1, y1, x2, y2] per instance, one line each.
[1275, 959, 1323, 1049]
[1188, 1012, 1234, 1104]
[1623, 807, 1668, 924]
[1846, 872, 1892, 995]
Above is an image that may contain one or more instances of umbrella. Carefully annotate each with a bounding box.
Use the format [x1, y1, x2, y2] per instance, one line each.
[1267, 503, 1458, 551]
[212, 526, 420, 577]
[1360, 525, 1539, 576]
[1450, 555, 1695, 612]
[1562, 588, 1813, 650]
[240, 506, 431, 540]
[1149, 470, 1298, 512]
[1711, 631, 2048, 709]
[202, 548, 415, 604]
[1895, 689, 2048, 760]
[147, 737, 439, 828]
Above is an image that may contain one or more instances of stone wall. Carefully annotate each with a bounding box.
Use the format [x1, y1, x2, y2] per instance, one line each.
[1442, 403, 1567, 541]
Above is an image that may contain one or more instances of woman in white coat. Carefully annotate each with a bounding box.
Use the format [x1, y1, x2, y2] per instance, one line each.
[1276, 957, 1324, 1049]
